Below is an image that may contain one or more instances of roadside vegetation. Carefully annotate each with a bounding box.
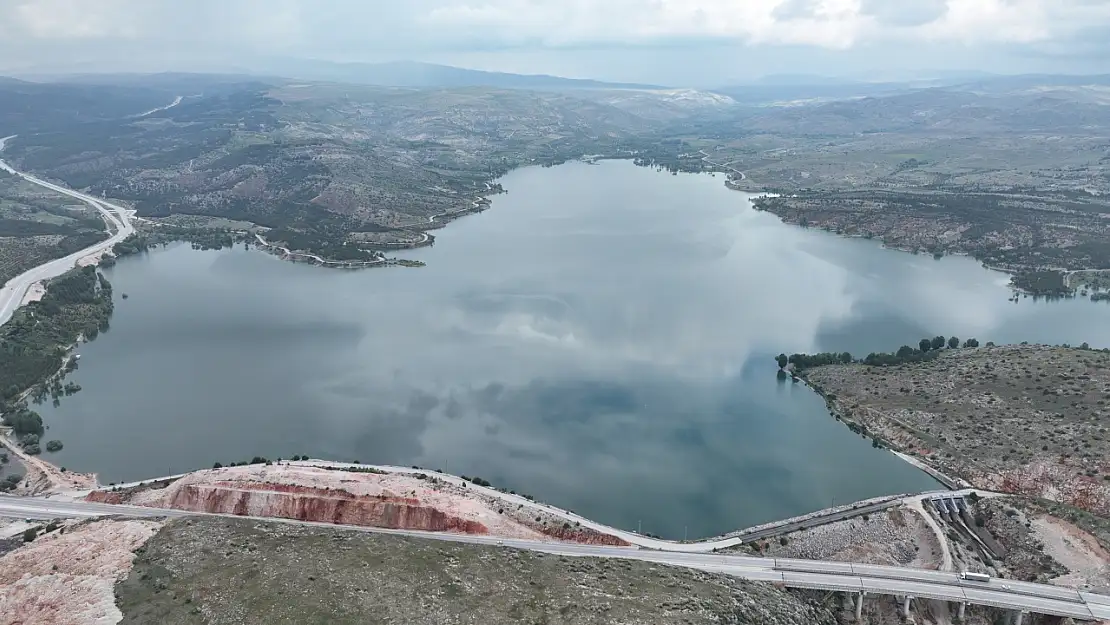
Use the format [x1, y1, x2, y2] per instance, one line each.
[0, 169, 110, 288]
[0, 265, 114, 454]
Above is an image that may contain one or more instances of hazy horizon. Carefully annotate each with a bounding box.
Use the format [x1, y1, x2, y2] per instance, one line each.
[1, 0, 1108, 87]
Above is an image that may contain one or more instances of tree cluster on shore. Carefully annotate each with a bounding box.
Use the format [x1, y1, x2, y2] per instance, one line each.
[777, 336, 984, 373]
[0, 266, 111, 454]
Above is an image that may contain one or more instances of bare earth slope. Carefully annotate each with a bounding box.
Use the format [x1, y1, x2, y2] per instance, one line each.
[87, 463, 629, 546]
[115, 516, 837, 625]
[0, 518, 161, 625]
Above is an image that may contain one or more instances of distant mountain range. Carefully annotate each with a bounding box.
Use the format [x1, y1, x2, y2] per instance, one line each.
[248, 59, 665, 91]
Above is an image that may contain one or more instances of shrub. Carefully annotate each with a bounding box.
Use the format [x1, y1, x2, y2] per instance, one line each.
[23, 528, 37, 543]
[45, 440, 63, 452]
[779, 537, 789, 546]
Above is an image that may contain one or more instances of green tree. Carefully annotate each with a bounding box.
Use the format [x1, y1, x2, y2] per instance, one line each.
[775, 353, 788, 369]
[963, 338, 980, 348]
[931, 336, 946, 350]
[919, 338, 932, 353]
[948, 336, 960, 349]
[45, 440, 63, 452]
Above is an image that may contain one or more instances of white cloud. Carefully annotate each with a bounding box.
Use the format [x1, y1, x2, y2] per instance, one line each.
[1, 0, 1107, 50]
[0, 0, 1107, 77]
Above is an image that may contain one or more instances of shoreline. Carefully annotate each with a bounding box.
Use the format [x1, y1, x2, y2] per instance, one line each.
[742, 191, 1109, 299]
[790, 371, 967, 491]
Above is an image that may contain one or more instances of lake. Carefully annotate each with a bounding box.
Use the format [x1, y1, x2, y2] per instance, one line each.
[36, 160, 1110, 539]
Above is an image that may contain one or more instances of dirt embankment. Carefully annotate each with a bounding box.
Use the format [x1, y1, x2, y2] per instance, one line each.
[745, 505, 945, 570]
[87, 464, 629, 546]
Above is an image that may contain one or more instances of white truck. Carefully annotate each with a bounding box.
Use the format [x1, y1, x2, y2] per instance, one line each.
[959, 571, 991, 583]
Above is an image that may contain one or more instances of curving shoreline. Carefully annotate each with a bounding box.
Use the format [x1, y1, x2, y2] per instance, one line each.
[791, 371, 966, 491]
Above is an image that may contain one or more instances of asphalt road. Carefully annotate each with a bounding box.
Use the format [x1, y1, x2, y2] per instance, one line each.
[1, 494, 1106, 620]
[0, 135, 136, 327]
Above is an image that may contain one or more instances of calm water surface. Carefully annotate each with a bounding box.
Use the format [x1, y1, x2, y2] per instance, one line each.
[38, 161, 1110, 538]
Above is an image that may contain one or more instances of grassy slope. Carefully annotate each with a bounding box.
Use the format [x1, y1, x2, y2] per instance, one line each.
[117, 517, 837, 625]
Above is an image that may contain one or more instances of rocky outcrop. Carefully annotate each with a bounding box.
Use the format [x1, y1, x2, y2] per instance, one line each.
[0, 519, 161, 625]
[85, 490, 124, 504]
[163, 482, 489, 534]
[539, 524, 630, 546]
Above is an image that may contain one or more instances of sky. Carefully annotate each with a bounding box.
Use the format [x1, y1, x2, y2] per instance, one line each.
[0, 0, 1107, 85]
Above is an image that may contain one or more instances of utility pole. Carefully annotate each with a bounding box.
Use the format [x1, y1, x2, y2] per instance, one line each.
[684, 526, 688, 541]
[638, 519, 642, 534]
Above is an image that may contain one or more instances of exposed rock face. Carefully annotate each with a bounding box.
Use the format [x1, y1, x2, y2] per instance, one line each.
[164, 482, 489, 534]
[539, 524, 630, 546]
[86, 491, 123, 504]
[85, 464, 635, 545]
[87, 465, 571, 540]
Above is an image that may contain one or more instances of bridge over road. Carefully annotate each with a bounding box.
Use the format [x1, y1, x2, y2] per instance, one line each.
[1, 494, 1107, 622]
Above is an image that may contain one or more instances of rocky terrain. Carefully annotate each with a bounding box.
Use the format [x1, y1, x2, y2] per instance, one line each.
[803, 345, 1110, 518]
[0, 518, 162, 625]
[743, 504, 945, 569]
[975, 497, 1110, 593]
[114, 516, 838, 625]
[86, 463, 628, 546]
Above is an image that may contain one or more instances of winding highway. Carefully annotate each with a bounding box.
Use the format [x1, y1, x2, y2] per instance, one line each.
[0, 135, 136, 327]
[0, 494, 1106, 621]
